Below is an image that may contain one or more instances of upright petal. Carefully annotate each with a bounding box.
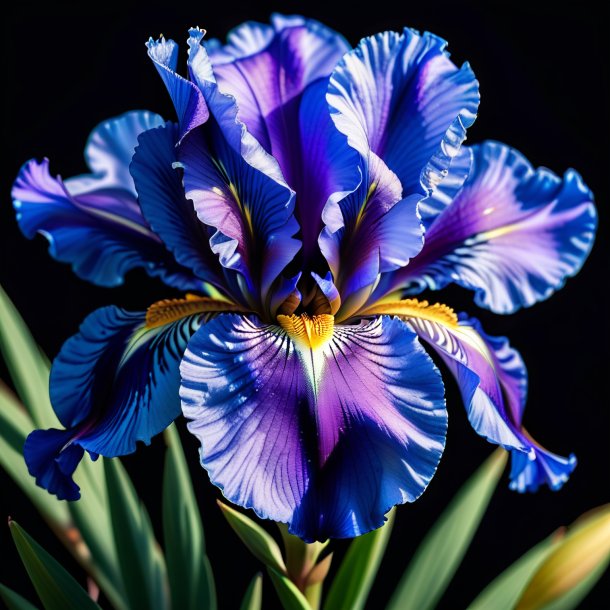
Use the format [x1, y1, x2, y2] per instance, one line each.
[12, 112, 203, 290]
[130, 120, 236, 297]
[177, 29, 301, 311]
[146, 36, 209, 140]
[362, 299, 576, 491]
[208, 15, 349, 174]
[385, 142, 597, 313]
[181, 313, 446, 541]
[327, 29, 479, 194]
[24, 297, 240, 500]
[320, 155, 424, 321]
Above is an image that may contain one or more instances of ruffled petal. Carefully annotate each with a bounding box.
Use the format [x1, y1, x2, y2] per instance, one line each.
[177, 29, 301, 310]
[365, 299, 576, 492]
[320, 154, 424, 320]
[24, 297, 237, 499]
[327, 29, 479, 194]
[208, 15, 349, 173]
[146, 37, 209, 140]
[130, 120, 234, 296]
[181, 313, 446, 541]
[12, 111, 203, 290]
[388, 141, 597, 313]
[208, 18, 356, 262]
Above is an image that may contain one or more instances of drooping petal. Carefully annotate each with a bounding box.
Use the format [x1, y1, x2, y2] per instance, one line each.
[24, 297, 240, 500]
[181, 313, 446, 541]
[362, 299, 576, 491]
[327, 29, 479, 194]
[385, 142, 597, 313]
[12, 112, 203, 290]
[130, 120, 235, 296]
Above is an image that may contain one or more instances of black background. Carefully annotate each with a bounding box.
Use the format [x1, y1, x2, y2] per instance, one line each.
[1, 1, 608, 608]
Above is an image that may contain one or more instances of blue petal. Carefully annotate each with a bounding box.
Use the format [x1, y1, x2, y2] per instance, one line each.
[24, 301, 225, 499]
[12, 111, 203, 290]
[181, 313, 446, 540]
[389, 141, 597, 313]
[327, 29, 479, 194]
[405, 309, 577, 491]
[130, 120, 233, 296]
[146, 37, 209, 140]
[24, 429, 84, 501]
[510, 446, 576, 493]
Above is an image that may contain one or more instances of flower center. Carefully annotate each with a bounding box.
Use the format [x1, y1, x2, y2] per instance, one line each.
[276, 313, 334, 351]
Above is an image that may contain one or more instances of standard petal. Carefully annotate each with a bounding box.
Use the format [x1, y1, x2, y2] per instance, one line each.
[320, 154, 424, 321]
[327, 29, 479, 194]
[146, 36, 209, 140]
[208, 21, 357, 264]
[208, 15, 349, 174]
[12, 112, 203, 290]
[181, 313, 446, 541]
[130, 120, 235, 296]
[387, 141, 597, 313]
[363, 299, 576, 491]
[24, 297, 239, 499]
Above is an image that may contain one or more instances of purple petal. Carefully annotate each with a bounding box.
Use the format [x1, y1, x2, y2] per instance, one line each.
[12, 111, 203, 290]
[385, 141, 597, 313]
[394, 304, 577, 491]
[208, 15, 349, 174]
[24, 297, 236, 500]
[181, 313, 446, 541]
[146, 37, 209, 140]
[327, 29, 479, 194]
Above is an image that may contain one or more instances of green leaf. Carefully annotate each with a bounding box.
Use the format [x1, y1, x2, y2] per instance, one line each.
[218, 501, 286, 573]
[267, 568, 311, 610]
[9, 521, 100, 610]
[0, 383, 70, 528]
[0, 285, 59, 429]
[162, 424, 216, 610]
[0, 583, 39, 610]
[516, 505, 610, 610]
[467, 534, 560, 610]
[104, 458, 169, 610]
[69, 458, 128, 610]
[323, 508, 395, 610]
[387, 448, 508, 610]
[240, 573, 263, 610]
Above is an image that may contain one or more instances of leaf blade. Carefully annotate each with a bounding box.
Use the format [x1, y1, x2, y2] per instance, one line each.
[323, 509, 395, 610]
[467, 534, 560, 610]
[162, 424, 216, 610]
[0, 285, 58, 429]
[104, 458, 169, 610]
[267, 568, 311, 610]
[0, 582, 40, 610]
[218, 501, 286, 573]
[387, 449, 508, 610]
[240, 573, 263, 610]
[9, 521, 99, 610]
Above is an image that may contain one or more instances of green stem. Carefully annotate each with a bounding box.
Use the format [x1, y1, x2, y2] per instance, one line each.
[305, 582, 323, 610]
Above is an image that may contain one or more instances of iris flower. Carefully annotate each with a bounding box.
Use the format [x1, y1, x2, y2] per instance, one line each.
[13, 16, 596, 541]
